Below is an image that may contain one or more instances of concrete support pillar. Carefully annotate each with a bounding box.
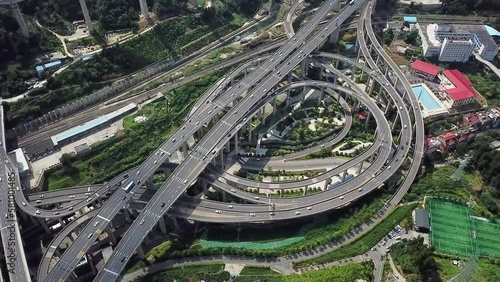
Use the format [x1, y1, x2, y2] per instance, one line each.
[172, 217, 180, 231]
[182, 142, 188, 157]
[222, 191, 227, 202]
[342, 170, 348, 182]
[38, 218, 50, 234]
[300, 58, 309, 76]
[384, 101, 391, 115]
[106, 226, 117, 244]
[58, 217, 66, 228]
[139, 0, 151, 21]
[247, 120, 252, 142]
[201, 179, 208, 194]
[159, 215, 167, 234]
[11, 4, 29, 38]
[88, 254, 98, 275]
[328, 29, 340, 43]
[234, 133, 239, 154]
[219, 150, 224, 168]
[365, 112, 372, 126]
[357, 161, 364, 174]
[77, 0, 93, 32]
[225, 142, 231, 154]
[136, 245, 145, 259]
[324, 178, 332, 190]
[273, 97, 277, 116]
[124, 209, 133, 223]
[261, 108, 266, 125]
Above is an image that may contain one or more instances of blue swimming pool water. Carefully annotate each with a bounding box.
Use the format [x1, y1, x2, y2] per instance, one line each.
[412, 85, 441, 111]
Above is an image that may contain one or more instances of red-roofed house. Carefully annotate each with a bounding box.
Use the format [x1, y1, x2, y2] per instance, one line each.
[440, 70, 477, 107]
[463, 112, 481, 130]
[438, 132, 458, 149]
[410, 60, 440, 81]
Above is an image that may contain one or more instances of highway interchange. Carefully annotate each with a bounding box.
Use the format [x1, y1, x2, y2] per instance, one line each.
[2, 0, 426, 281]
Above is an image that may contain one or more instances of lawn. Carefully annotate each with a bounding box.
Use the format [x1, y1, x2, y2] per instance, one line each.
[428, 200, 474, 257]
[473, 219, 500, 259]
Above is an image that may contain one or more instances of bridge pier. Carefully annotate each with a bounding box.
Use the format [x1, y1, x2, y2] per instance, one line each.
[364, 111, 371, 126]
[58, 217, 66, 228]
[106, 226, 117, 244]
[158, 215, 167, 234]
[324, 178, 332, 190]
[273, 97, 277, 116]
[219, 150, 224, 168]
[78, 0, 93, 32]
[139, 0, 151, 23]
[357, 160, 364, 174]
[247, 120, 252, 142]
[10, 4, 29, 38]
[234, 133, 239, 154]
[384, 101, 391, 115]
[124, 209, 133, 223]
[301, 58, 309, 75]
[392, 113, 400, 131]
[341, 170, 347, 182]
[136, 245, 145, 259]
[38, 218, 50, 234]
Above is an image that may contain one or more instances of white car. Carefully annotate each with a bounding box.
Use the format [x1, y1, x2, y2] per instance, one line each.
[215, 210, 221, 214]
[230, 189, 236, 193]
[307, 207, 312, 210]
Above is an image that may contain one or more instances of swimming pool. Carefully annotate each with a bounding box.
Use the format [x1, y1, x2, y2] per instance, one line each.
[411, 85, 442, 111]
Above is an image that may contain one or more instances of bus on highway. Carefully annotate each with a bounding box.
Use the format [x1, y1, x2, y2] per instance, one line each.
[349, 0, 355, 5]
[122, 181, 135, 193]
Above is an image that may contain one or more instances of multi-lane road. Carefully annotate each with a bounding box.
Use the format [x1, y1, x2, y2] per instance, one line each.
[0, 105, 31, 282]
[5, 0, 426, 280]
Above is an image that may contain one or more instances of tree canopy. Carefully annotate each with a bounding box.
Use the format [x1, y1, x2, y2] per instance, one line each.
[95, 0, 137, 30]
[391, 238, 440, 282]
[441, 0, 500, 15]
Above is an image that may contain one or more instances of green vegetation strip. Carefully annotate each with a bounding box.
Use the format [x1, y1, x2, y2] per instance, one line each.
[46, 71, 226, 190]
[136, 262, 374, 282]
[294, 204, 416, 268]
[233, 263, 374, 282]
[134, 263, 227, 282]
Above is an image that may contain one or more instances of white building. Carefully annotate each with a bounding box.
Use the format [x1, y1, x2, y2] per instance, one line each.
[439, 38, 474, 62]
[416, 22, 499, 62]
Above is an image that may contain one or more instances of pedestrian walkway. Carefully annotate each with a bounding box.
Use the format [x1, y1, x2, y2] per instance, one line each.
[474, 53, 500, 80]
[388, 253, 406, 282]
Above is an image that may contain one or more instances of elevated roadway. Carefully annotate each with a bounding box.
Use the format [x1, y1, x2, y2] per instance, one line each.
[0, 105, 31, 282]
[93, 0, 399, 280]
[34, 0, 426, 280]
[43, 0, 356, 280]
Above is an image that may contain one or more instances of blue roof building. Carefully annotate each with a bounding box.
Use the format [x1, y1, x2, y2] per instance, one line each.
[403, 16, 417, 23]
[44, 60, 62, 69]
[484, 25, 500, 37]
[35, 60, 62, 73]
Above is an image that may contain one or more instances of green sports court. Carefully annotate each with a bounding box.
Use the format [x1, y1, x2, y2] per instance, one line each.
[428, 199, 500, 259]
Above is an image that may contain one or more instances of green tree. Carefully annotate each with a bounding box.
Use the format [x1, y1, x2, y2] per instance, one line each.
[95, 0, 137, 30]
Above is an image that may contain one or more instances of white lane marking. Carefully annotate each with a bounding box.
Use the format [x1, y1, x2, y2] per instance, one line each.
[97, 215, 110, 222]
[103, 268, 119, 276]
